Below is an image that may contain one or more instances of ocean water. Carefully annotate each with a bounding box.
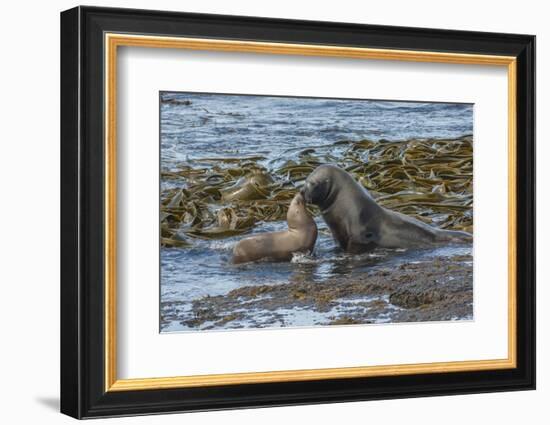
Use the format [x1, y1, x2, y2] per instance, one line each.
[160, 92, 473, 332]
[160, 93, 473, 172]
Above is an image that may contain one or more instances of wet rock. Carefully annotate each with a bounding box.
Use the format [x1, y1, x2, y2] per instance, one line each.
[329, 317, 364, 325]
[162, 98, 192, 106]
[165, 254, 473, 330]
[389, 289, 445, 308]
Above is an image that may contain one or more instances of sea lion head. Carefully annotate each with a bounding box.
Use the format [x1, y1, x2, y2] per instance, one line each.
[287, 192, 314, 230]
[301, 164, 342, 208]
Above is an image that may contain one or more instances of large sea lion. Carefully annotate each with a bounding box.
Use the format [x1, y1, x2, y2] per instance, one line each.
[301, 164, 472, 253]
[232, 192, 318, 264]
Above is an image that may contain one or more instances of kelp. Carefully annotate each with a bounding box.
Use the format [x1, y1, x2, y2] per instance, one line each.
[160, 135, 474, 247]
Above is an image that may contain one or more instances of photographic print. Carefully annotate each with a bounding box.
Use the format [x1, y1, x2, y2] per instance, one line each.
[160, 92, 474, 332]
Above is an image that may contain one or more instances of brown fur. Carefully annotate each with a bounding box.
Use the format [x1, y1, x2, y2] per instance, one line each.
[232, 193, 318, 264]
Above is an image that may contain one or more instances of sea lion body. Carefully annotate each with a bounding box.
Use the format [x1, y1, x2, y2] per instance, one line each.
[232, 193, 317, 264]
[302, 164, 471, 253]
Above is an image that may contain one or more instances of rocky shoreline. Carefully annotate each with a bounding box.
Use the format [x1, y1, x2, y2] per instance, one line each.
[161, 253, 473, 331]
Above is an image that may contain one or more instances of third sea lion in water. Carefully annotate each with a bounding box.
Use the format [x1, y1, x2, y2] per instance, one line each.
[232, 192, 317, 264]
[301, 164, 472, 253]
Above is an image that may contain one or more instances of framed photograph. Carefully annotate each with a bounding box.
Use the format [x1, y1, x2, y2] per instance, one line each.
[60, 6, 535, 419]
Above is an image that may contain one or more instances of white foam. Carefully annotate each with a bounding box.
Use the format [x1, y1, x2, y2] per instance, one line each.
[290, 252, 318, 264]
[209, 240, 236, 251]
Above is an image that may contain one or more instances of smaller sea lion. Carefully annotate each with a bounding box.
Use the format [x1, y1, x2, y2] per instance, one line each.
[232, 193, 317, 264]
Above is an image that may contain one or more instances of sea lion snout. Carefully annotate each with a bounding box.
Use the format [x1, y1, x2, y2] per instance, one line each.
[302, 171, 331, 206]
[292, 191, 305, 205]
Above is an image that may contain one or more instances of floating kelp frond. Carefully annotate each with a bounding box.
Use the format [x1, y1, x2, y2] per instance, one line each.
[161, 135, 474, 247]
[191, 155, 267, 163]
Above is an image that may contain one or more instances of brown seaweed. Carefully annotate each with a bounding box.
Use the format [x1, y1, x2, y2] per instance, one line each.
[160, 136, 473, 247]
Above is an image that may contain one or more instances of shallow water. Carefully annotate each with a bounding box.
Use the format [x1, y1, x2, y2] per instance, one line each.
[160, 92, 473, 332]
[161, 218, 472, 332]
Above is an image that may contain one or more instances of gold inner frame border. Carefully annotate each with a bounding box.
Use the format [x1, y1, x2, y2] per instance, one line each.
[104, 33, 517, 392]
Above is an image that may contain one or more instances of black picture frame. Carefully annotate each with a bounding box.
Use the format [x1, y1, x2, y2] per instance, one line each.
[61, 5, 535, 419]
